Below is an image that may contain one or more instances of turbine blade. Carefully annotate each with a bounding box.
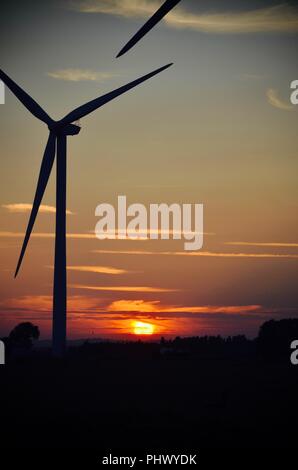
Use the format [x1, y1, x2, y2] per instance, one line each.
[116, 0, 181, 57]
[59, 63, 173, 126]
[0, 69, 53, 125]
[15, 133, 56, 277]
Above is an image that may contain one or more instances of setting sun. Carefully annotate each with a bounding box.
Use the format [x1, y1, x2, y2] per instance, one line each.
[133, 321, 155, 336]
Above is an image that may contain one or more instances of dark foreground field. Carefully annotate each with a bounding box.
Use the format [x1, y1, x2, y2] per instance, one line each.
[0, 350, 297, 451]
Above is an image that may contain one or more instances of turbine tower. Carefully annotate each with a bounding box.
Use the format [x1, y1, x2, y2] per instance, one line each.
[0, 63, 172, 357]
[117, 0, 182, 57]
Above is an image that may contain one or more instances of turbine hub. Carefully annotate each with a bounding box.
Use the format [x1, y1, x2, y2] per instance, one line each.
[48, 122, 81, 136]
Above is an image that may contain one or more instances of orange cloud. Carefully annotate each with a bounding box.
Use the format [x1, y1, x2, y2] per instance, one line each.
[70, 284, 178, 293]
[226, 241, 298, 248]
[0, 232, 95, 239]
[0, 295, 263, 316]
[107, 300, 262, 315]
[5, 295, 53, 312]
[94, 249, 298, 259]
[95, 228, 213, 239]
[0, 295, 103, 314]
[2, 203, 73, 215]
[177, 251, 298, 259]
[108, 300, 161, 313]
[67, 265, 129, 275]
[0, 296, 262, 316]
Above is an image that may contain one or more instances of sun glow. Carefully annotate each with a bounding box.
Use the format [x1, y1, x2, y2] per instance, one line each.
[133, 321, 155, 336]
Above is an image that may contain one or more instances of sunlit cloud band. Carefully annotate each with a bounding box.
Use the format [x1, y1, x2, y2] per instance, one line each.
[74, 1, 298, 34]
[94, 249, 298, 259]
[47, 68, 117, 82]
[2, 204, 73, 215]
[70, 284, 179, 293]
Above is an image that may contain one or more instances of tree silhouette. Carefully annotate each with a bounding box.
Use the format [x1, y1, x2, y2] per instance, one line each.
[9, 322, 40, 350]
[257, 318, 298, 360]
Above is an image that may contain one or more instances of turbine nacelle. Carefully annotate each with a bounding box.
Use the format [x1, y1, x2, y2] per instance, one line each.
[48, 122, 81, 136]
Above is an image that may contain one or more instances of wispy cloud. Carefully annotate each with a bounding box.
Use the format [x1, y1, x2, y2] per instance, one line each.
[0, 230, 211, 241]
[226, 241, 298, 248]
[0, 295, 104, 315]
[266, 88, 294, 111]
[70, 284, 179, 293]
[95, 228, 212, 239]
[73, 0, 156, 17]
[67, 265, 129, 275]
[0, 294, 263, 316]
[47, 68, 117, 82]
[108, 299, 160, 313]
[0, 232, 94, 239]
[107, 300, 261, 315]
[165, 4, 298, 34]
[2, 203, 73, 215]
[94, 249, 298, 259]
[74, 1, 298, 34]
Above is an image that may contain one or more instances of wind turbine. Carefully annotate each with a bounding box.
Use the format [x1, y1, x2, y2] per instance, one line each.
[117, 0, 182, 58]
[0, 63, 173, 357]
